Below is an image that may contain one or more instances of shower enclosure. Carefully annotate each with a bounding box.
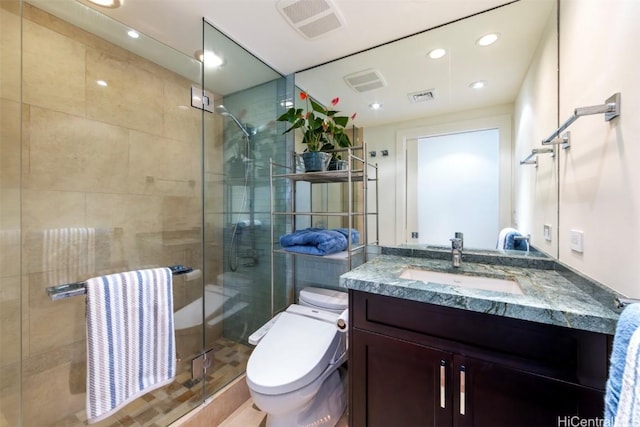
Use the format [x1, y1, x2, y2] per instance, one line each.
[0, 1, 291, 425]
[201, 17, 292, 376]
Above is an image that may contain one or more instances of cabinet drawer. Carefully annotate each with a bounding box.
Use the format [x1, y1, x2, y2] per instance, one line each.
[350, 290, 609, 388]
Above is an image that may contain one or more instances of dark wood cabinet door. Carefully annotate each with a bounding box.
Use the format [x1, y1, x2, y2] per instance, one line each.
[350, 329, 453, 427]
[453, 355, 604, 427]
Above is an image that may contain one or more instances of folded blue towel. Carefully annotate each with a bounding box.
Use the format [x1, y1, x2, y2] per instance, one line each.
[332, 228, 360, 244]
[279, 228, 348, 256]
[605, 303, 640, 425]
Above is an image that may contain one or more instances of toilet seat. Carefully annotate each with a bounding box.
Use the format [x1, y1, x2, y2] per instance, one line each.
[246, 309, 342, 396]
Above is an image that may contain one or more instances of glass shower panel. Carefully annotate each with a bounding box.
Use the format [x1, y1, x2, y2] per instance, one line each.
[0, 1, 23, 425]
[202, 20, 290, 398]
[17, 1, 205, 425]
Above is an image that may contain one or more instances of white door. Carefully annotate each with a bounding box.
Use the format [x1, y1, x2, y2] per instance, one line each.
[406, 129, 500, 249]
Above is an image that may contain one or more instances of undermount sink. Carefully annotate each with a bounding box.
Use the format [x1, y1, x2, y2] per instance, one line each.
[399, 267, 524, 295]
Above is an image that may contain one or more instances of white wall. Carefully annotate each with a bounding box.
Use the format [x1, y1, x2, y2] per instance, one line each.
[558, 0, 640, 297]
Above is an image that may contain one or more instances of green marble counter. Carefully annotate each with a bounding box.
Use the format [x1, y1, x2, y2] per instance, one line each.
[340, 254, 620, 335]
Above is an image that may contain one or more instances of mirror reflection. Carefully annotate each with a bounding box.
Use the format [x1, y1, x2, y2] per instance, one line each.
[295, 0, 558, 257]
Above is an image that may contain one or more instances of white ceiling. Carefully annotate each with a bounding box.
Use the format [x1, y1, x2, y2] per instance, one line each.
[297, 0, 556, 126]
[28, 0, 556, 127]
[75, 0, 517, 76]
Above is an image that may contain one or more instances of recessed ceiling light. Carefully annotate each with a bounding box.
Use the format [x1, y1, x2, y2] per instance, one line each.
[127, 30, 139, 39]
[97, 80, 108, 87]
[85, 0, 122, 8]
[369, 102, 383, 110]
[469, 80, 487, 89]
[477, 33, 500, 47]
[427, 48, 446, 60]
[194, 49, 224, 68]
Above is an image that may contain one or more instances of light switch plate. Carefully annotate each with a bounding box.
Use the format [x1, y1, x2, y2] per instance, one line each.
[543, 224, 552, 242]
[570, 230, 584, 253]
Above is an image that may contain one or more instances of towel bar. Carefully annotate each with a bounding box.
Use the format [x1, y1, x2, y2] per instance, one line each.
[519, 147, 554, 167]
[615, 297, 640, 309]
[46, 264, 193, 301]
[542, 93, 620, 145]
[513, 234, 530, 241]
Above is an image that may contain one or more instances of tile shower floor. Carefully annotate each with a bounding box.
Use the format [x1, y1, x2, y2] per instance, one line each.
[51, 337, 252, 427]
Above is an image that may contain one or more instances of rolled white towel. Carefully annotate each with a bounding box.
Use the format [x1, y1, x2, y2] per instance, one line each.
[337, 309, 349, 332]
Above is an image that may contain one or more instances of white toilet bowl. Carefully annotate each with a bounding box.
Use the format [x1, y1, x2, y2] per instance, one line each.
[246, 287, 348, 427]
[173, 283, 247, 330]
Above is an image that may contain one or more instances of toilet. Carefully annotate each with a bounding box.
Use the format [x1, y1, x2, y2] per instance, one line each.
[174, 272, 253, 331]
[246, 287, 349, 427]
[174, 284, 231, 330]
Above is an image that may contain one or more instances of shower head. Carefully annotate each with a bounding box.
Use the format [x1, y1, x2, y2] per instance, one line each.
[215, 105, 251, 138]
[215, 104, 231, 116]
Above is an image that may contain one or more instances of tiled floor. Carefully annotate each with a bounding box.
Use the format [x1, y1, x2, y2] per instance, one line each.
[51, 338, 251, 427]
[219, 398, 349, 427]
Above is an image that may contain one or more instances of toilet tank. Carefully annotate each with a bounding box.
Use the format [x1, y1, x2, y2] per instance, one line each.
[298, 287, 348, 314]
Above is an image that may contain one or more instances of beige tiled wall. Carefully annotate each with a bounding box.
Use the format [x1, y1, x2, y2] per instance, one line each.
[5, 2, 222, 425]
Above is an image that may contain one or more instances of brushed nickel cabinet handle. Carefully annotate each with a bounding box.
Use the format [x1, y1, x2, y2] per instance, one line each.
[460, 365, 466, 415]
[440, 360, 446, 409]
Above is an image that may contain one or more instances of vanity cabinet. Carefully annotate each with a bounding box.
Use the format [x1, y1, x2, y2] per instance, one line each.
[352, 329, 452, 426]
[349, 290, 611, 427]
[452, 354, 604, 427]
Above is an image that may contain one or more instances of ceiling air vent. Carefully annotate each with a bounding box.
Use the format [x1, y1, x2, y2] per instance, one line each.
[408, 89, 436, 103]
[277, 0, 344, 39]
[344, 69, 387, 93]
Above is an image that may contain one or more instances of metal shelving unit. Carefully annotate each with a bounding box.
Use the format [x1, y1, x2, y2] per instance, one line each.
[269, 145, 378, 314]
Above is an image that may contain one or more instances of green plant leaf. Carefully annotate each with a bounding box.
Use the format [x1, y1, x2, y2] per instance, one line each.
[334, 131, 351, 147]
[332, 115, 349, 127]
[321, 142, 334, 151]
[276, 108, 302, 123]
[309, 98, 327, 114]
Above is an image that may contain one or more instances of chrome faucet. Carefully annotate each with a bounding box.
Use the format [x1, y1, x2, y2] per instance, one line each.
[450, 236, 463, 268]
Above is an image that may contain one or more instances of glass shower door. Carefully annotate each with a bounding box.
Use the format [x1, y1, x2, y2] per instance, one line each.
[0, 1, 23, 425]
[13, 1, 207, 424]
[201, 19, 291, 400]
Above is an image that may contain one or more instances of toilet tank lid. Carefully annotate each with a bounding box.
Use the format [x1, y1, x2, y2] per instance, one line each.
[299, 287, 348, 311]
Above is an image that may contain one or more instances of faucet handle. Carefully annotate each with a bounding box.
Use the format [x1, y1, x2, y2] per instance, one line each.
[450, 237, 463, 250]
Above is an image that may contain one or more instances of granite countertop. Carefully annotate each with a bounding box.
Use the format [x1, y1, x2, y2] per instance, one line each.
[340, 254, 620, 335]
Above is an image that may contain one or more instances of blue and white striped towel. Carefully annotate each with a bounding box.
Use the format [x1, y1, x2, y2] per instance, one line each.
[85, 268, 176, 424]
[606, 303, 640, 426]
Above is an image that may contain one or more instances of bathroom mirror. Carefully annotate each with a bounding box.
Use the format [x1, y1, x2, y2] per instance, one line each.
[295, 0, 559, 256]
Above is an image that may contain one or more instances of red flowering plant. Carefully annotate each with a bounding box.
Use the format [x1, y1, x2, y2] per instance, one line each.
[277, 91, 356, 153]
